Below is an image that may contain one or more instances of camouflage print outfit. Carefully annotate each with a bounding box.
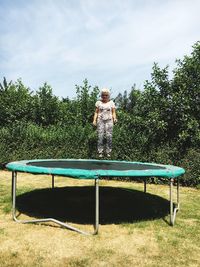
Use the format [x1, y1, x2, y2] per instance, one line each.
[95, 100, 115, 155]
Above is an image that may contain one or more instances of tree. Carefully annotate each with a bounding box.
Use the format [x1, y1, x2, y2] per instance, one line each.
[32, 83, 61, 126]
[169, 41, 200, 147]
[0, 78, 33, 126]
[75, 79, 99, 126]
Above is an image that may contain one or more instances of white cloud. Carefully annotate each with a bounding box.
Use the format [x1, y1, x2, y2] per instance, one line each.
[0, 0, 200, 97]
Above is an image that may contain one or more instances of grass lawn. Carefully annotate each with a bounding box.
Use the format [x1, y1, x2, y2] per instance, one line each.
[0, 170, 199, 267]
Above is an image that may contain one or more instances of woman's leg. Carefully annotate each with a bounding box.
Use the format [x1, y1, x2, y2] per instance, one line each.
[105, 120, 113, 156]
[97, 120, 105, 156]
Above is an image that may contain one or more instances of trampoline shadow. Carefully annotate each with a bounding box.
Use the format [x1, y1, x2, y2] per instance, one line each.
[16, 186, 169, 225]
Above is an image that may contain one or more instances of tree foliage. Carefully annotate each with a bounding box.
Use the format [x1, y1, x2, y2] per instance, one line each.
[0, 42, 200, 187]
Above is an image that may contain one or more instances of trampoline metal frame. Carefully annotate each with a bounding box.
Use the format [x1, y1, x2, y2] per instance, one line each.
[170, 178, 180, 226]
[12, 171, 99, 235]
[11, 171, 180, 235]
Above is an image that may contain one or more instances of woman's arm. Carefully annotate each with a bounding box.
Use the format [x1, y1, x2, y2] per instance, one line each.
[112, 108, 117, 123]
[93, 108, 99, 126]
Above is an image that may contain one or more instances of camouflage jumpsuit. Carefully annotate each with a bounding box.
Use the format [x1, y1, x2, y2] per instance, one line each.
[95, 100, 115, 155]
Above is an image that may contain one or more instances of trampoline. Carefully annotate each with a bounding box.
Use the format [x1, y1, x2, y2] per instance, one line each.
[6, 159, 185, 235]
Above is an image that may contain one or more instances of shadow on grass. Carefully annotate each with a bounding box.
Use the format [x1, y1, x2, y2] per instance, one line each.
[16, 186, 169, 224]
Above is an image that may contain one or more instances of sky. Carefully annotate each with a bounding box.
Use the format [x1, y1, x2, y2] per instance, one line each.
[0, 0, 200, 99]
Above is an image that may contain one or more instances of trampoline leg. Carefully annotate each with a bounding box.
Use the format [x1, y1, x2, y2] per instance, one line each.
[144, 179, 147, 193]
[94, 178, 99, 235]
[177, 178, 180, 208]
[11, 172, 100, 235]
[12, 171, 17, 220]
[169, 178, 180, 226]
[11, 171, 15, 201]
[52, 175, 55, 189]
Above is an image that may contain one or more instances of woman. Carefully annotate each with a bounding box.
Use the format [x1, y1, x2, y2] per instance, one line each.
[93, 88, 117, 158]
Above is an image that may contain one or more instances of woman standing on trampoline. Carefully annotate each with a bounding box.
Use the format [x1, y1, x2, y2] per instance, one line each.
[93, 88, 117, 158]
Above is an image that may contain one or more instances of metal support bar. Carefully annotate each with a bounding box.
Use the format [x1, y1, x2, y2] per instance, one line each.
[144, 179, 147, 193]
[11, 171, 15, 201]
[52, 175, 55, 189]
[169, 178, 180, 226]
[11, 171, 100, 235]
[94, 178, 99, 235]
[12, 171, 17, 220]
[177, 178, 180, 208]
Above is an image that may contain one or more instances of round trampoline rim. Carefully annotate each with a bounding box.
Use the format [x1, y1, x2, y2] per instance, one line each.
[6, 159, 185, 179]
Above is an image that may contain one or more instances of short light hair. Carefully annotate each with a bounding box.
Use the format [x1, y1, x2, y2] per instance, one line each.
[101, 88, 110, 95]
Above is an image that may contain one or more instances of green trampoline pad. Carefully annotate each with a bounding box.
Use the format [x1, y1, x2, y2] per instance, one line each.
[6, 159, 185, 179]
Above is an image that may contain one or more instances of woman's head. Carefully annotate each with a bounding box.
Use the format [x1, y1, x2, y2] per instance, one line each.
[101, 88, 110, 102]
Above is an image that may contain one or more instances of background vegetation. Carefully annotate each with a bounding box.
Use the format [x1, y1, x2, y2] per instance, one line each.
[0, 42, 200, 187]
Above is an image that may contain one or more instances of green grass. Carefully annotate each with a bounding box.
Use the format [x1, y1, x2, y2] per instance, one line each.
[0, 171, 199, 267]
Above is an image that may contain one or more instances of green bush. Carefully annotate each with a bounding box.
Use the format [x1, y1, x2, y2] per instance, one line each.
[177, 149, 200, 187]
